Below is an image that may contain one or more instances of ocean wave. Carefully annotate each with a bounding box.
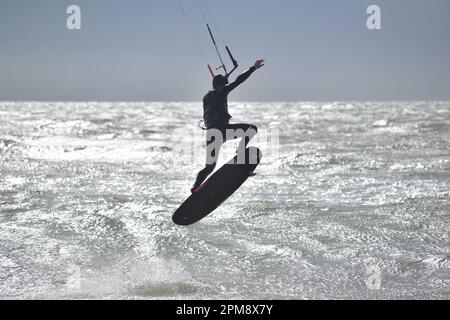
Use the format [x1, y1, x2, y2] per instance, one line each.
[419, 256, 450, 270]
[0, 138, 21, 149]
[284, 152, 355, 168]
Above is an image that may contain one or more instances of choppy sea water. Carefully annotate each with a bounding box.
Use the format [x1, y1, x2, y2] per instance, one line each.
[0, 101, 449, 300]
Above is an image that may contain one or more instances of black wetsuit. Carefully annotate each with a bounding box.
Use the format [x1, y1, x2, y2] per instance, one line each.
[192, 67, 258, 191]
[203, 67, 256, 129]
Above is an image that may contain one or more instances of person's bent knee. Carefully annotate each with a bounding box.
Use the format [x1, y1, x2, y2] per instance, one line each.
[208, 163, 217, 169]
[204, 162, 217, 171]
[247, 125, 258, 137]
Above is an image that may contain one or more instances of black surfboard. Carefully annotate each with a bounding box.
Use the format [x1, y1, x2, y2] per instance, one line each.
[172, 147, 262, 226]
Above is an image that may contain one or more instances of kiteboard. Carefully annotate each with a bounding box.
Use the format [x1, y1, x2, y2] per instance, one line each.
[172, 147, 262, 226]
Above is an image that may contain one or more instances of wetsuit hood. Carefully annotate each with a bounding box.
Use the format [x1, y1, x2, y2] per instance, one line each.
[212, 75, 228, 89]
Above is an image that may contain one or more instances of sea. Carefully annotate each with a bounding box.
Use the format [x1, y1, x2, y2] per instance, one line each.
[0, 101, 448, 299]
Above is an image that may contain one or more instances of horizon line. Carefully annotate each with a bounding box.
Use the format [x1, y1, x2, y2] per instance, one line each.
[1, 100, 449, 104]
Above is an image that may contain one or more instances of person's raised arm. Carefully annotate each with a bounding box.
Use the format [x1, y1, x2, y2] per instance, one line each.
[223, 59, 265, 94]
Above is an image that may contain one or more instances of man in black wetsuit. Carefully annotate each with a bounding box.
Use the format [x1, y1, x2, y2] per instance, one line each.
[191, 59, 265, 193]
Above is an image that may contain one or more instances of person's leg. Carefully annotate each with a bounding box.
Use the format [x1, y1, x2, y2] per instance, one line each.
[224, 123, 258, 163]
[225, 123, 258, 146]
[192, 163, 215, 191]
[192, 128, 224, 192]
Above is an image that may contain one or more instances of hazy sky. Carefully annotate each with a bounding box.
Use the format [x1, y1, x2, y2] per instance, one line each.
[1, 0, 449, 101]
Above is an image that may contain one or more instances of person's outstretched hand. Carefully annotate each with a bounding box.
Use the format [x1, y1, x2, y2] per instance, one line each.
[253, 59, 265, 70]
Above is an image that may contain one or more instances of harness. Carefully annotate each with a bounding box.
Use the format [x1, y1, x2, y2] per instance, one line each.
[198, 119, 207, 131]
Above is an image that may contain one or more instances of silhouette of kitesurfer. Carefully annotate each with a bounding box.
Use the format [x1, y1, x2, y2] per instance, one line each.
[191, 59, 265, 193]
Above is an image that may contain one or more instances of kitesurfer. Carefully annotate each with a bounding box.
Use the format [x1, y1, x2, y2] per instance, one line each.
[191, 59, 265, 193]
